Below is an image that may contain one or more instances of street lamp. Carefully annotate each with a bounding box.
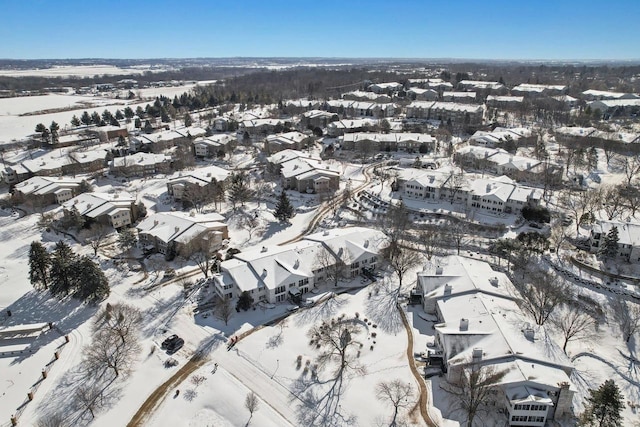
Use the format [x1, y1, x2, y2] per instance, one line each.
[271, 359, 279, 379]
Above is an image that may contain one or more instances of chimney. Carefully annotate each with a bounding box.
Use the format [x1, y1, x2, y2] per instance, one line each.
[261, 246, 267, 253]
[153, 220, 159, 226]
[174, 226, 179, 233]
[444, 283, 452, 294]
[472, 348, 483, 361]
[323, 230, 329, 236]
[459, 318, 469, 331]
[262, 268, 267, 277]
[435, 266, 443, 275]
[486, 183, 492, 192]
[293, 259, 299, 269]
[364, 239, 369, 248]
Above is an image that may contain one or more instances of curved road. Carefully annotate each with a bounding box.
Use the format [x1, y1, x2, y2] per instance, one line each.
[126, 162, 380, 426]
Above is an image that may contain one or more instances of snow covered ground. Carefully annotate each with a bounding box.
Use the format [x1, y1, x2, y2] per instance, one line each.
[0, 65, 171, 78]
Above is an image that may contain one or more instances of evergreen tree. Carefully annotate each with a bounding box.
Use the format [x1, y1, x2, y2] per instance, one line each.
[118, 228, 137, 255]
[70, 115, 81, 127]
[226, 171, 254, 209]
[236, 291, 254, 311]
[110, 116, 120, 127]
[49, 121, 60, 144]
[160, 108, 171, 123]
[90, 111, 101, 125]
[143, 120, 154, 134]
[101, 110, 113, 123]
[579, 380, 625, 427]
[274, 191, 294, 222]
[49, 241, 77, 297]
[184, 113, 193, 127]
[600, 226, 619, 259]
[123, 107, 135, 119]
[35, 123, 50, 143]
[81, 111, 92, 126]
[135, 106, 145, 119]
[73, 256, 110, 302]
[114, 109, 125, 120]
[134, 117, 142, 129]
[28, 241, 51, 291]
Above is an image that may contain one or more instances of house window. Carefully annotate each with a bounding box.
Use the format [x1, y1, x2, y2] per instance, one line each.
[298, 278, 309, 286]
[275, 285, 286, 294]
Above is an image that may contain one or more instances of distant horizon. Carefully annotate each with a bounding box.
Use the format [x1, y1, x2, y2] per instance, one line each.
[1, 0, 639, 61]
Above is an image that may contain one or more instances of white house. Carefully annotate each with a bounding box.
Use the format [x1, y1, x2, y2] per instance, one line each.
[417, 256, 575, 426]
[62, 192, 137, 229]
[166, 165, 230, 200]
[589, 219, 640, 262]
[511, 84, 567, 97]
[212, 227, 385, 302]
[13, 176, 83, 206]
[193, 134, 236, 157]
[137, 211, 228, 257]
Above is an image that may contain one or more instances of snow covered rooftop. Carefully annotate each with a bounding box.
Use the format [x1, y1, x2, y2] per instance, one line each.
[137, 211, 227, 245]
[13, 176, 82, 196]
[168, 164, 230, 185]
[62, 192, 134, 218]
[458, 80, 506, 90]
[342, 132, 435, 144]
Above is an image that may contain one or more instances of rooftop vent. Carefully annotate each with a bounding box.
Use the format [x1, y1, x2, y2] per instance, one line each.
[489, 277, 499, 287]
[444, 283, 452, 295]
[524, 327, 535, 340]
[261, 246, 268, 253]
[435, 266, 443, 275]
[460, 318, 469, 331]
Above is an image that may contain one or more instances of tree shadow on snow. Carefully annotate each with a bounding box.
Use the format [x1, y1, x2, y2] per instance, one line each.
[364, 280, 403, 335]
[291, 372, 357, 427]
[295, 293, 348, 326]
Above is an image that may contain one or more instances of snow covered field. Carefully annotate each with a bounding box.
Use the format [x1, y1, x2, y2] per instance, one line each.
[0, 65, 170, 78]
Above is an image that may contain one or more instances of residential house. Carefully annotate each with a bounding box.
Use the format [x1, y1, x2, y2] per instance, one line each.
[13, 176, 83, 206]
[417, 257, 575, 426]
[368, 82, 403, 94]
[406, 101, 485, 129]
[486, 95, 524, 108]
[581, 90, 639, 101]
[137, 211, 228, 257]
[442, 91, 477, 103]
[589, 220, 640, 262]
[406, 88, 438, 101]
[212, 227, 385, 302]
[342, 90, 392, 103]
[407, 78, 453, 91]
[587, 99, 640, 117]
[110, 152, 172, 177]
[193, 134, 236, 158]
[299, 110, 338, 130]
[264, 131, 313, 154]
[266, 149, 340, 194]
[341, 132, 435, 152]
[511, 84, 567, 97]
[326, 118, 379, 137]
[62, 192, 138, 229]
[458, 80, 508, 95]
[166, 165, 230, 200]
[469, 127, 535, 148]
[284, 99, 322, 114]
[239, 118, 286, 136]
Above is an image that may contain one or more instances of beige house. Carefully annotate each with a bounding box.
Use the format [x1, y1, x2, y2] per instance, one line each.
[62, 192, 138, 229]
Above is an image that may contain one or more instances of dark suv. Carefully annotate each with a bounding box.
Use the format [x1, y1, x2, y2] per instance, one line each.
[166, 337, 185, 354]
[161, 334, 179, 349]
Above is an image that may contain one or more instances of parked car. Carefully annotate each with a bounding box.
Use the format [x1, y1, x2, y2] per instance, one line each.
[161, 334, 179, 349]
[166, 337, 184, 354]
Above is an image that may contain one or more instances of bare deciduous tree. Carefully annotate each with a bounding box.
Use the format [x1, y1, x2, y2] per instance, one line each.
[190, 374, 207, 389]
[382, 241, 423, 297]
[85, 327, 140, 379]
[314, 247, 351, 288]
[440, 363, 507, 427]
[245, 391, 259, 424]
[83, 223, 109, 257]
[214, 296, 233, 325]
[516, 270, 569, 326]
[551, 305, 597, 353]
[558, 189, 599, 235]
[93, 303, 142, 346]
[308, 317, 366, 378]
[375, 379, 414, 427]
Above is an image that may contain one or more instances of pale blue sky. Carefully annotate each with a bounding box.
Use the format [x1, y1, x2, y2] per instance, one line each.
[1, 0, 638, 60]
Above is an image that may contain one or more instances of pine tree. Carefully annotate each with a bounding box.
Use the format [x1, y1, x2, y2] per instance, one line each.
[184, 113, 193, 127]
[28, 241, 51, 291]
[90, 111, 101, 125]
[81, 111, 92, 126]
[580, 380, 625, 427]
[274, 191, 294, 222]
[123, 107, 135, 119]
[118, 228, 137, 255]
[49, 121, 60, 144]
[73, 256, 110, 302]
[600, 226, 619, 259]
[227, 172, 254, 209]
[115, 109, 124, 120]
[70, 115, 81, 127]
[143, 120, 153, 134]
[49, 241, 77, 297]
